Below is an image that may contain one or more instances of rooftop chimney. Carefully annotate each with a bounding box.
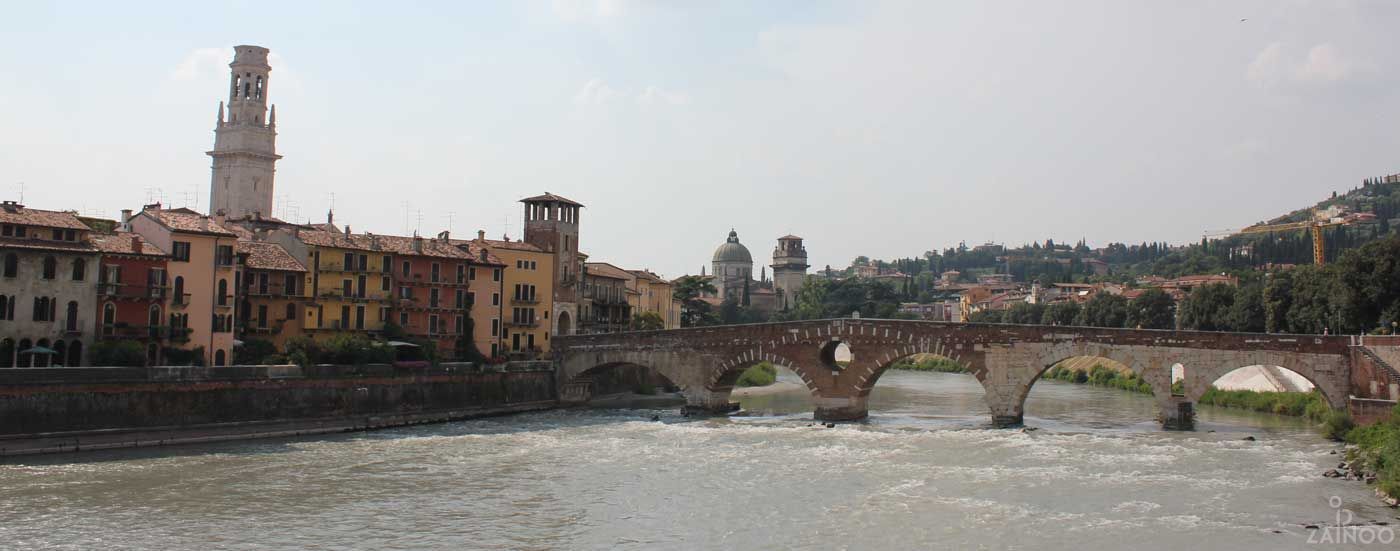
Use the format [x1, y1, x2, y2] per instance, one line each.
[412, 235, 424, 253]
[327, 210, 334, 224]
[344, 226, 351, 237]
[130, 234, 142, 253]
[213, 209, 227, 227]
[120, 209, 133, 223]
[437, 230, 450, 241]
[476, 229, 485, 242]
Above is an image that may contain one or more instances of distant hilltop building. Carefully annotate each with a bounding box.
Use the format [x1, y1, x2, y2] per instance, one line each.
[209, 45, 282, 219]
[771, 235, 808, 310]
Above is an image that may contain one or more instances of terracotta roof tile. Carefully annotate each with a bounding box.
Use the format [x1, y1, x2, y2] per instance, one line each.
[297, 229, 382, 252]
[0, 236, 98, 253]
[238, 240, 306, 272]
[481, 238, 546, 252]
[143, 208, 238, 236]
[374, 235, 473, 260]
[0, 203, 90, 230]
[584, 262, 633, 280]
[90, 232, 165, 256]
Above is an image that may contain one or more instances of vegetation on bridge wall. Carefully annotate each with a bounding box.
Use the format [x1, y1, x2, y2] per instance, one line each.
[1343, 405, 1400, 498]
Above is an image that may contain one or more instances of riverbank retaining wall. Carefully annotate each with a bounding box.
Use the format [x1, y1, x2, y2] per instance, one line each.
[0, 362, 556, 438]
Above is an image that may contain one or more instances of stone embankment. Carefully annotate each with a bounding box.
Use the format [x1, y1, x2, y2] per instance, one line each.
[0, 362, 557, 456]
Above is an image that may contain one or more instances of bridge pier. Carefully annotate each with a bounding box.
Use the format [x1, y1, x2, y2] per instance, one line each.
[679, 387, 740, 416]
[1160, 397, 1195, 430]
[814, 394, 868, 422]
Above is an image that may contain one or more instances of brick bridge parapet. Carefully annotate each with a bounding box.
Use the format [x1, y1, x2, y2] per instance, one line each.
[553, 319, 1382, 429]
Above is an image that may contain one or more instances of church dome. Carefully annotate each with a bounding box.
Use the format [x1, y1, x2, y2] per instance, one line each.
[712, 229, 753, 263]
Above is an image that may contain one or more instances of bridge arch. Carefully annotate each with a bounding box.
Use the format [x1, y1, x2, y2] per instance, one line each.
[856, 339, 974, 396]
[707, 349, 817, 395]
[1183, 352, 1348, 411]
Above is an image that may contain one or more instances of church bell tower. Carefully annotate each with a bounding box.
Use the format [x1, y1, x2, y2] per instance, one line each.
[208, 45, 282, 218]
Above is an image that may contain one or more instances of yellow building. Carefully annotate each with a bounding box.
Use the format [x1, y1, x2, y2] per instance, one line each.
[235, 240, 308, 350]
[467, 232, 555, 356]
[128, 206, 239, 366]
[451, 238, 506, 359]
[627, 269, 682, 329]
[290, 228, 395, 341]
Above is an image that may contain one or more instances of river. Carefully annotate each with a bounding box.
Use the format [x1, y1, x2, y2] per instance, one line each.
[0, 369, 1394, 550]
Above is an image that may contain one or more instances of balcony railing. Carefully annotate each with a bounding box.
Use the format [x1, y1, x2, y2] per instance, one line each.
[505, 319, 540, 328]
[98, 283, 168, 300]
[100, 324, 170, 340]
[511, 296, 540, 305]
[169, 293, 193, 308]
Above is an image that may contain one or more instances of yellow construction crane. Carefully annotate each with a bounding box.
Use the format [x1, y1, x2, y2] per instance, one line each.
[1208, 209, 1368, 266]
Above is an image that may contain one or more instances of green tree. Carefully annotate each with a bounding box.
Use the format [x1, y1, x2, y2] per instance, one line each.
[1075, 293, 1129, 328]
[1125, 288, 1176, 329]
[968, 309, 1005, 323]
[90, 340, 147, 367]
[1177, 283, 1237, 331]
[1003, 302, 1045, 325]
[1040, 301, 1081, 326]
[1336, 238, 1400, 332]
[1228, 282, 1266, 333]
[673, 275, 719, 327]
[629, 311, 665, 331]
[234, 338, 278, 365]
[1263, 270, 1294, 333]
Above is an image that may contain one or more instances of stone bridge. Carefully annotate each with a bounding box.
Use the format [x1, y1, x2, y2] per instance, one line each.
[553, 319, 1400, 428]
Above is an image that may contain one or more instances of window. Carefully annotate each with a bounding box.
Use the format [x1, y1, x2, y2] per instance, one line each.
[217, 279, 229, 306]
[0, 295, 9, 321]
[431, 263, 440, 283]
[399, 311, 409, 325]
[357, 275, 367, 298]
[99, 303, 116, 334]
[173, 276, 185, 303]
[2, 253, 15, 277]
[71, 259, 85, 281]
[467, 291, 476, 307]
[382, 255, 392, 273]
[284, 273, 298, 296]
[340, 306, 351, 329]
[214, 349, 226, 366]
[216, 245, 234, 266]
[381, 276, 390, 291]
[455, 315, 463, 335]
[399, 286, 411, 299]
[257, 273, 269, 295]
[492, 293, 500, 306]
[469, 267, 476, 280]
[358, 254, 368, 272]
[429, 314, 439, 334]
[342, 279, 352, 297]
[343, 252, 355, 271]
[66, 301, 78, 331]
[456, 265, 466, 284]
[0, 224, 11, 236]
[455, 289, 465, 309]
[41, 256, 56, 279]
[355, 306, 365, 329]
[257, 305, 268, 328]
[379, 307, 389, 323]
[430, 288, 440, 308]
[172, 241, 191, 262]
[491, 319, 499, 337]
[531, 261, 537, 270]
[285, 303, 296, 321]
[493, 269, 501, 282]
[402, 261, 411, 278]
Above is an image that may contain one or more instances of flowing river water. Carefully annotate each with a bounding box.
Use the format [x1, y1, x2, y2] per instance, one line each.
[1, 369, 1395, 550]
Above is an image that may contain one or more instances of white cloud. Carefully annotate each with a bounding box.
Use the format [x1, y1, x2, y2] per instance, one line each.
[552, 0, 627, 23]
[636, 85, 689, 106]
[170, 47, 230, 81]
[1247, 42, 1368, 88]
[573, 78, 621, 105]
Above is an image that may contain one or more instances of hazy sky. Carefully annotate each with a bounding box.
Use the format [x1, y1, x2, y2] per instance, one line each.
[3, 1, 1398, 278]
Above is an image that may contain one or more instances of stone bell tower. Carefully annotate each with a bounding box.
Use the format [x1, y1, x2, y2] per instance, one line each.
[208, 45, 282, 218]
[772, 235, 809, 310]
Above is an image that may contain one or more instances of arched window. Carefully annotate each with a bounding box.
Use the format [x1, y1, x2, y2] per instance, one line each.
[214, 349, 226, 366]
[65, 301, 78, 332]
[67, 340, 81, 367]
[71, 258, 85, 281]
[3, 253, 17, 278]
[17, 338, 32, 367]
[0, 338, 14, 368]
[148, 304, 161, 328]
[52, 340, 66, 367]
[35, 338, 50, 368]
[102, 302, 115, 334]
[41, 256, 56, 279]
[217, 279, 228, 306]
[173, 276, 185, 304]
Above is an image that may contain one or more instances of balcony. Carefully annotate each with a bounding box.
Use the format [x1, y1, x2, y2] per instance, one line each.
[98, 283, 168, 300]
[100, 323, 169, 340]
[505, 319, 540, 328]
[169, 293, 193, 308]
[511, 296, 540, 305]
[317, 290, 382, 303]
[214, 296, 235, 309]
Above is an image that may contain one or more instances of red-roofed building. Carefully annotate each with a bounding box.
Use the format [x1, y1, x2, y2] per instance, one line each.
[0, 200, 101, 367]
[91, 231, 169, 365]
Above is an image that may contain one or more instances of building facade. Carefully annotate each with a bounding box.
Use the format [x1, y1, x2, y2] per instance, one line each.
[209, 45, 282, 219]
[580, 262, 633, 334]
[468, 232, 555, 356]
[711, 229, 753, 302]
[91, 231, 169, 366]
[627, 269, 682, 329]
[382, 233, 474, 359]
[128, 206, 238, 366]
[0, 202, 100, 367]
[286, 228, 395, 341]
[235, 239, 307, 351]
